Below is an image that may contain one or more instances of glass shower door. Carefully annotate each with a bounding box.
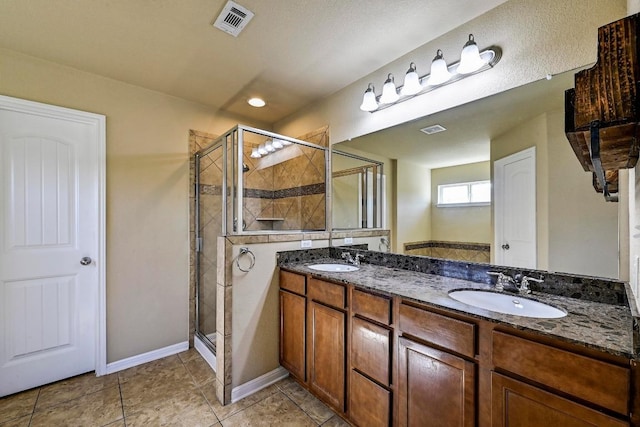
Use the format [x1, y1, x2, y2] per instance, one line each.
[195, 142, 224, 351]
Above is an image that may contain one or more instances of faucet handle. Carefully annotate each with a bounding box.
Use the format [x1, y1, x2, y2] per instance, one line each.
[518, 276, 543, 295]
[487, 271, 513, 292]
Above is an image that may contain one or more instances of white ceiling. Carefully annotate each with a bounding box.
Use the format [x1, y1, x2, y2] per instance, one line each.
[336, 68, 581, 169]
[0, 0, 508, 124]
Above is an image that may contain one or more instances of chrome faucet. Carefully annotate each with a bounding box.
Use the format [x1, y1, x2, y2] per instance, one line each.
[487, 271, 514, 292]
[342, 252, 364, 266]
[517, 275, 544, 295]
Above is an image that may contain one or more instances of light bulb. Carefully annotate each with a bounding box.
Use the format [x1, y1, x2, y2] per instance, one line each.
[250, 148, 261, 158]
[400, 63, 422, 96]
[379, 74, 399, 104]
[457, 34, 487, 74]
[359, 83, 378, 111]
[426, 50, 452, 86]
[271, 139, 284, 149]
[265, 142, 275, 152]
[258, 144, 268, 156]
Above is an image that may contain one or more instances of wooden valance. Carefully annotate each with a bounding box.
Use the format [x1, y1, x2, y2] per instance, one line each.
[565, 13, 640, 201]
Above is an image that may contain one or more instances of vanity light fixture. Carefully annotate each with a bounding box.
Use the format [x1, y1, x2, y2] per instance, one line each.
[257, 144, 268, 155]
[359, 83, 378, 112]
[426, 50, 452, 86]
[456, 34, 487, 74]
[380, 74, 400, 104]
[359, 34, 501, 113]
[250, 147, 261, 158]
[400, 63, 422, 96]
[251, 138, 292, 160]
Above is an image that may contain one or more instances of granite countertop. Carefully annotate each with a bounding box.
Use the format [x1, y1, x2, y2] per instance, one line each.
[281, 258, 634, 359]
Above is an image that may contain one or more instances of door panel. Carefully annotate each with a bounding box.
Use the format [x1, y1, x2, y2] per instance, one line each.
[0, 102, 100, 397]
[494, 147, 536, 268]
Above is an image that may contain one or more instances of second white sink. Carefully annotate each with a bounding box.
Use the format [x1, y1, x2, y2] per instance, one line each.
[448, 290, 566, 318]
[308, 263, 359, 272]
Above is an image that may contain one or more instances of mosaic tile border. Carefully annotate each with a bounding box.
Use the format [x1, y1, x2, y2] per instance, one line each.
[404, 240, 490, 252]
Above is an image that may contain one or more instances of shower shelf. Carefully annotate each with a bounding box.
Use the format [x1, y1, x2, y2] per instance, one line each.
[256, 217, 285, 221]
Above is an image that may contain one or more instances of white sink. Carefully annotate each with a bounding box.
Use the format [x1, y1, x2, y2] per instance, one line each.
[308, 263, 359, 272]
[448, 290, 566, 319]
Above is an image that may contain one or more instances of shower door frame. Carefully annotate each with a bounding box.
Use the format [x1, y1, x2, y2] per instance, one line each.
[194, 140, 226, 352]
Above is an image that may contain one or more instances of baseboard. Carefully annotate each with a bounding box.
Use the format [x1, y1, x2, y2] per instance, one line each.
[194, 336, 217, 373]
[231, 366, 289, 403]
[105, 341, 189, 375]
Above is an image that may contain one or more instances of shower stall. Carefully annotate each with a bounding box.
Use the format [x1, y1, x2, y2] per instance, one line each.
[193, 125, 329, 353]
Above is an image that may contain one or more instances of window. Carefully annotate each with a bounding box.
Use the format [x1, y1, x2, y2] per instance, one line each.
[437, 180, 491, 207]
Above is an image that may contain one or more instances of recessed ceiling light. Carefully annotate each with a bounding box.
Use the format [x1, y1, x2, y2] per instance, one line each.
[248, 97, 266, 107]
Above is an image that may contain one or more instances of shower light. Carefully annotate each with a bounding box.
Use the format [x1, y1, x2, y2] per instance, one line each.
[358, 34, 501, 112]
[400, 63, 422, 96]
[379, 74, 399, 104]
[426, 50, 452, 86]
[250, 148, 261, 158]
[456, 34, 487, 74]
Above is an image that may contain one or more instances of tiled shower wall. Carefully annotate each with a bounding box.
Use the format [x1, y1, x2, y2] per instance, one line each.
[243, 126, 329, 232]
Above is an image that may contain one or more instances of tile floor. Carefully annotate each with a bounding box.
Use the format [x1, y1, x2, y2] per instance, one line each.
[0, 349, 348, 427]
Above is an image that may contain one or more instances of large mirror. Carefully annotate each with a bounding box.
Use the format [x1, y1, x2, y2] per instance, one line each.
[332, 67, 620, 280]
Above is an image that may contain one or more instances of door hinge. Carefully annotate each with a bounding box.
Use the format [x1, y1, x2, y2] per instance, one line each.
[196, 237, 203, 252]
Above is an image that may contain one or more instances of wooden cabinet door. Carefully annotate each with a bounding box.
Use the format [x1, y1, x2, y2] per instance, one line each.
[349, 369, 391, 427]
[491, 372, 629, 427]
[398, 337, 475, 427]
[309, 301, 346, 411]
[280, 290, 306, 381]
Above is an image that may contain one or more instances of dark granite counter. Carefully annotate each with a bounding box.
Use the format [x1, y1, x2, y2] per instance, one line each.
[278, 250, 635, 359]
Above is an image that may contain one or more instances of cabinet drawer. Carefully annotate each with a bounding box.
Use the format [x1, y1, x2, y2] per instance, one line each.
[351, 316, 391, 386]
[308, 278, 346, 308]
[399, 303, 476, 358]
[280, 270, 306, 295]
[349, 370, 391, 427]
[352, 288, 391, 325]
[492, 331, 630, 415]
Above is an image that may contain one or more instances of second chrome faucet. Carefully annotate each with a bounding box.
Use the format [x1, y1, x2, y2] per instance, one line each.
[342, 252, 364, 266]
[487, 271, 544, 295]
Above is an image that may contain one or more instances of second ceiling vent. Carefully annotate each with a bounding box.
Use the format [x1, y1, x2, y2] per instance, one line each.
[213, 1, 254, 37]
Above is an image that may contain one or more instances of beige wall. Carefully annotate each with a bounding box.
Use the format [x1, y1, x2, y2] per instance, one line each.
[395, 161, 431, 252]
[274, 0, 626, 146]
[491, 111, 619, 278]
[0, 47, 269, 363]
[546, 109, 619, 278]
[430, 162, 491, 243]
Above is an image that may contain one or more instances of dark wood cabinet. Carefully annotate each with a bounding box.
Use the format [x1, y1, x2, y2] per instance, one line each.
[491, 372, 629, 427]
[279, 269, 636, 427]
[279, 289, 306, 381]
[398, 337, 475, 427]
[308, 299, 346, 411]
[349, 369, 391, 427]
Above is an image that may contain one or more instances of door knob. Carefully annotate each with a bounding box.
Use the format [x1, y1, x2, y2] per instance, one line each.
[80, 257, 92, 265]
[501, 243, 510, 250]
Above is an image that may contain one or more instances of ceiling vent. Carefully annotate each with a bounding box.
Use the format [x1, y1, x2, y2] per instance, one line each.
[212, 1, 254, 37]
[420, 124, 447, 135]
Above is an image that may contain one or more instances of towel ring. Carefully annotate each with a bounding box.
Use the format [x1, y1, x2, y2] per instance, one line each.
[236, 247, 256, 272]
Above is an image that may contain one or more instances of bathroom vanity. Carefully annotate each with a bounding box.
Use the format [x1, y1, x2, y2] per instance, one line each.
[278, 249, 639, 426]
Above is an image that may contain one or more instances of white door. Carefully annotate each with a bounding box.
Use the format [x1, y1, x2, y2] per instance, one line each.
[494, 147, 536, 268]
[0, 95, 105, 397]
